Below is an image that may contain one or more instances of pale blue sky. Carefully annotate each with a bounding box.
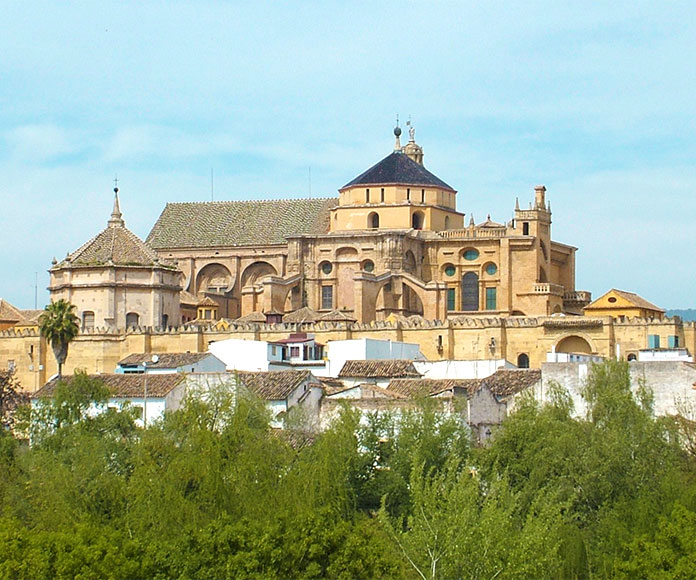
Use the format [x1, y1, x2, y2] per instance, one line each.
[2, 1, 695, 309]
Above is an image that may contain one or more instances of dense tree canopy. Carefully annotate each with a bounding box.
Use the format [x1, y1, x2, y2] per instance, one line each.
[1, 361, 696, 578]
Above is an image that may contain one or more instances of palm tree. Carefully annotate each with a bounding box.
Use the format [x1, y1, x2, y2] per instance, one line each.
[39, 299, 79, 377]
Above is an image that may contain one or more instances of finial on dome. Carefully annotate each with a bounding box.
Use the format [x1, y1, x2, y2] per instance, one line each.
[108, 179, 125, 228]
[394, 115, 402, 150]
[407, 117, 415, 142]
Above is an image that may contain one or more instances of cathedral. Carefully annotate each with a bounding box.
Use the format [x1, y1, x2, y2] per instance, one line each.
[49, 124, 590, 329]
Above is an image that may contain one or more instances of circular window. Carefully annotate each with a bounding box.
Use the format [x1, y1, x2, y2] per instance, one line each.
[363, 260, 374, 272]
[444, 264, 456, 277]
[608, 297, 617, 303]
[463, 249, 479, 261]
[321, 262, 333, 275]
[485, 263, 497, 275]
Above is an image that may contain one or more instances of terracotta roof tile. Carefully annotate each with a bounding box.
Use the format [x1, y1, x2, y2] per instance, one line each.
[146, 198, 338, 249]
[237, 370, 314, 400]
[34, 373, 186, 398]
[0, 299, 22, 323]
[482, 369, 541, 397]
[387, 378, 479, 398]
[235, 311, 267, 323]
[283, 307, 319, 323]
[118, 352, 213, 368]
[338, 360, 422, 379]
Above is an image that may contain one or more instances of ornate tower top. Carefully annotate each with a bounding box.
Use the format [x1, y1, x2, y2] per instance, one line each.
[108, 185, 125, 228]
[393, 116, 402, 151]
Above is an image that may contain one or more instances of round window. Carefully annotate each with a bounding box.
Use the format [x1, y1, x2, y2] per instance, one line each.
[608, 297, 617, 303]
[485, 263, 497, 275]
[444, 264, 456, 277]
[321, 262, 333, 275]
[463, 249, 479, 261]
[363, 260, 374, 272]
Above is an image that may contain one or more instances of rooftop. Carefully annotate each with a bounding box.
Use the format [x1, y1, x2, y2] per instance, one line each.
[117, 352, 214, 368]
[342, 151, 454, 192]
[237, 369, 316, 400]
[339, 359, 422, 379]
[35, 373, 187, 398]
[147, 198, 338, 249]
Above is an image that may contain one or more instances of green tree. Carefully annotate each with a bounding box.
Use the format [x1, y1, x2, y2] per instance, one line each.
[38, 299, 79, 377]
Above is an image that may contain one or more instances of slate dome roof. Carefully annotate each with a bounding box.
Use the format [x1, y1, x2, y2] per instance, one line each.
[341, 151, 454, 192]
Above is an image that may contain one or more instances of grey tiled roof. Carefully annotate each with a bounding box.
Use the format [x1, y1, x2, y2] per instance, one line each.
[117, 352, 213, 368]
[338, 360, 422, 379]
[387, 378, 477, 398]
[237, 370, 314, 400]
[342, 152, 454, 191]
[35, 373, 186, 398]
[146, 198, 338, 249]
[55, 224, 167, 269]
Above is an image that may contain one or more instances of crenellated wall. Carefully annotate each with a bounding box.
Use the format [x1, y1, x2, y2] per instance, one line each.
[3, 316, 693, 393]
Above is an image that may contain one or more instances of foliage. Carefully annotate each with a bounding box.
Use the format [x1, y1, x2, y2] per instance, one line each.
[38, 299, 79, 376]
[0, 368, 28, 431]
[0, 360, 695, 578]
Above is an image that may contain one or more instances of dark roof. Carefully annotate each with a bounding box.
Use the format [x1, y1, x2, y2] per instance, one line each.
[386, 369, 541, 400]
[117, 352, 213, 368]
[387, 378, 478, 398]
[35, 373, 186, 398]
[342, 151, 454, 191]
[237, 370, 314, 400]
[146, 198, 338, 249]
[484, 369, 541, 397]
[338, 360, 421, 379]
[56, 224, 166, 269]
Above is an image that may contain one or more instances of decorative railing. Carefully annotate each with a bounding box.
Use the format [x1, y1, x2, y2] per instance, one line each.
[533, 283, 565, 296]
[438, 228, 508, 239]
[563, 291, 592, 303]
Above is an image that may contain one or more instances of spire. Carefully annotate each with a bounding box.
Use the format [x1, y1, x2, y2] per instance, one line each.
[515, 197, 520, 210]
[108, 186, 125, 228]
[469, 214, 475, 227]
[393, 116, 402, 151]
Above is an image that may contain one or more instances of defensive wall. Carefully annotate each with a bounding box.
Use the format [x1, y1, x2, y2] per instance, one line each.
[2, 315, 693, 393]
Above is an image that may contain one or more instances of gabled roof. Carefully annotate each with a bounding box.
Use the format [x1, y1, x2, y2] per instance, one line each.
[34, 373, 186, 398]
[387, 378, 474, 398]
[585, 289, 665, 313]
[283, 307, 319, 324]
[0, 299, 22, 323]
[385, 369, 541, 400]
[146, 198, 338, 249]
[342, 151, 455, 192]
[338, 359, 422, 379]
[17, 309, 43, 326]
[317, 309, 357, 323]
[235, 311, 267, 323]
[237, 370, 314, 400]
[117, 352, 214, 368]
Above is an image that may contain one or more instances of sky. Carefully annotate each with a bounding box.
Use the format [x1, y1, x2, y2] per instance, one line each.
[1, 1, 695, 310]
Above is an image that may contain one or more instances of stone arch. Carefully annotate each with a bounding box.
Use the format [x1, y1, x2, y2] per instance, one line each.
[241, 261, 277, 288]
[335, 246, 359, 261]
[374, 277, 426, 319]
[401, 281, 424, 316]
[555, 335, 593, 355]
[412, 211, 425, 230]
[126, 312, 140, 328]
[517, 353, 530, 368]
[368, 212, 379, 229]
[196, 263, 233, 295]
[511, 310, 526, 316]
[552, 304, 563, 314]
[404, 250, 417, 275]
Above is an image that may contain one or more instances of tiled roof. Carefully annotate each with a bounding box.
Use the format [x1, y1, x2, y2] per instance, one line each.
[34, 373, 186, 398]
[483, 369, 541, 397]
[338, 359, 422, 378]
[146, 198, 338, 249]
[283, 307, 319, 324]
[317, 309, 357, 322]
[586, 289, 665, 313]
[18, 309, 43, 326]
[478, 215, 505, 228]
[387, 378, 478, 398]
[197, 296, 219, 307]
[342, 152, 454, 191]
[117, 352, 212, 368]
[385, 369, 541, 399]
[55, 224, 167, 269]
[235, 311, 267, 323]
[237, 370, 313, 400]
[0, 299, 22, 323]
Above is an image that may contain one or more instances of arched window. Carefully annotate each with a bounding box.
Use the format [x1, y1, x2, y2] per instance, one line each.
[162, 314, 169, 328]
[461, 272, 479, 311]
[412, 211, 424, 230]
[368, 212, 379, 229]
[380, 188, 385, 202]
[517, 353, 530, 368]
[82, 311, 95, 330]
[444, 216, 450, 230]
[126, 312, 140, 328]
